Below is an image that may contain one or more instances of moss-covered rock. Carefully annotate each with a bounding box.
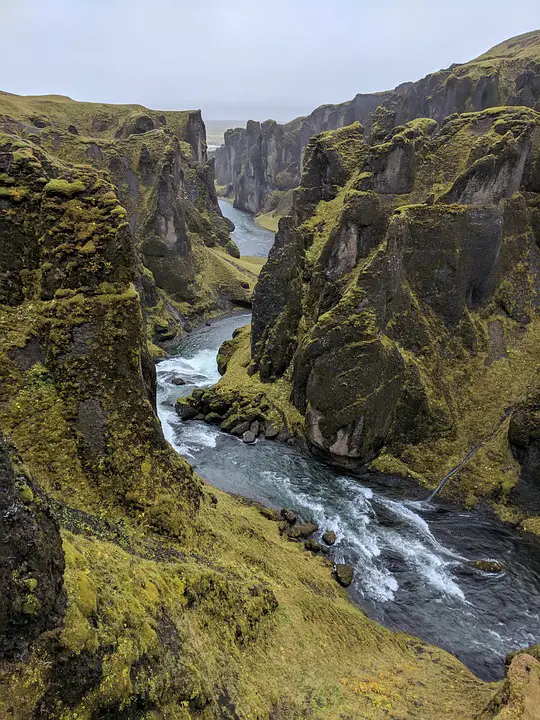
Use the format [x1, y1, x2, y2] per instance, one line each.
[218, 106, 540, 530]
[0, 435, 65, 659]
[215, 30, 540, 215]
[0, 92, 255, 345]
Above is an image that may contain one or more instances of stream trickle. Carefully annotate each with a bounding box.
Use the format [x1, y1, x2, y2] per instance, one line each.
[156, 206, 540, 682]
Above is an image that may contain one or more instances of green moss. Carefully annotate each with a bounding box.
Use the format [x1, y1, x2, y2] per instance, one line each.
[44, 179, 86, 196]
[16, 482, 35, 504]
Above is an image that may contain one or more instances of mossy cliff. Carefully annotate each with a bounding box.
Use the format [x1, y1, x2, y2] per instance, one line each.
[0, 92, 258, 346]
[214, 106, 540, 537]
[215, 96, 391, 215]
[215, 30, 540, 216]
[0, 99, 531, 720]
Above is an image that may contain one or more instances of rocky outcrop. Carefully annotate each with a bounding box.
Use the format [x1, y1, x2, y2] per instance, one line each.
[216, 92, 391, 213]
[509, 388, 540, 511]
[234, 104, 540, 525]
[0, 435, 66, 659]
[0, 133, 200, 518]
[0, 92, 253, 345]
[216, 30, 540, 215]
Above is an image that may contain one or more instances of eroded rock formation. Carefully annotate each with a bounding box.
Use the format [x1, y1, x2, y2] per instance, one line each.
[0, 92, 256, 346]
[215, 105, 540, 532]
[216, 30, 540, 216]
[0, 90, 513, 720]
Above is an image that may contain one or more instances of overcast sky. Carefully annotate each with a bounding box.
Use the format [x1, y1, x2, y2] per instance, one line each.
[1, 0, 539, 123]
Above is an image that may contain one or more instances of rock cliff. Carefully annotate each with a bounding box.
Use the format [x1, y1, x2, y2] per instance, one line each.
[216, 104, 540, 534]
[0, 92, 259, 347]
[216, 30, 540, 216]
[215, 92, 391, 214]
[0, 99, 512, 720]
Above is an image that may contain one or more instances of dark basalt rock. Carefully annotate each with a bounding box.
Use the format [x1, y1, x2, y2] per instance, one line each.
[0, 436, 66, 659]
[264, 424, 279, 439]
[333, 564, 354, 587]
[175, 398, 199, 420]
[242, 430, 256, 444]
[231, 422, 251, 437]
[322, 531, 337, 546]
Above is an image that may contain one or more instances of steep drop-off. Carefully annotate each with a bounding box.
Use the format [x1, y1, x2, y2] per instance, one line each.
[214, 105, 540, 536]
[0, 92, 261, 348]
[216, 30, 540, 216]
[0, 98, 523, 720]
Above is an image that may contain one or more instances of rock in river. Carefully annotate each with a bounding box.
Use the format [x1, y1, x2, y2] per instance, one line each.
[322, 530, 336, 546]
[333, 564, 354, 587]
[469, 560, 506, 574]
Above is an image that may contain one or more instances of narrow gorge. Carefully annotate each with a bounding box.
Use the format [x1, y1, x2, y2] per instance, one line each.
[2, 19, 540, 720]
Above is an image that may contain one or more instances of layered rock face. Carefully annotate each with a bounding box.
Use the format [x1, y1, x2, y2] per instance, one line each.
[216, 30, 540, 215]
[0, 92, 255, 345]
[247, 106, 540, 523]
[215, 92, 391, 213]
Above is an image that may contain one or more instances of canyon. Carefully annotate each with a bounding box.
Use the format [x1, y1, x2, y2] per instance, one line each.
[1, 28, 540, 720]
[215, 30, 540, 218]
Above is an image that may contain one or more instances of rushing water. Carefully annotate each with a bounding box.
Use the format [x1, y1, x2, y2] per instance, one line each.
[218, 198, 275, 257]
[156, 207, 540, 683]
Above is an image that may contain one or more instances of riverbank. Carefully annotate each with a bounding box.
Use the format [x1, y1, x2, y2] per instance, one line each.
[157, 311, 540, 683]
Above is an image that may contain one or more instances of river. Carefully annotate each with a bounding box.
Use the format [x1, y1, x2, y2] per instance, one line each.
[218, 198, 275, 257]
[156, 206, 540, 683]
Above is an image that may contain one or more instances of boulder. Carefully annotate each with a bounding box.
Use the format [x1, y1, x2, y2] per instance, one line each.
[285, 522, 318, 540]
[304, 538, 323, 553]
[175, 398, 198, 420]
[469, 560, 506, 574]
[250, 420, 260, 436]
[322, 530, 337, 546]
[208, 399, 231, 415]
[333, 564, 354, 587]
[204, 412, 222, 424]
[242, 431, 256, 444]
[231, 422, 251, 437]
[264, 424, 280, 439]
[280, 508, 297, 525]
[171, 377, 186, 386]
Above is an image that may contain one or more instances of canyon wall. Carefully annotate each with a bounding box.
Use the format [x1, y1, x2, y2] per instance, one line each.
[216, 98, 540, 533]
[0, 91, 513, 720]
[0, 92, 258, 346]
[216, 30, 540, 215]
